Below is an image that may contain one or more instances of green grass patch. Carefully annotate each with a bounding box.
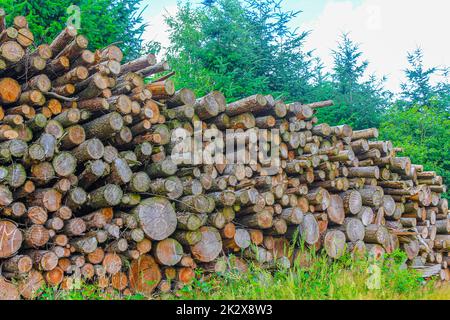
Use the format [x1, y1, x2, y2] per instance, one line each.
[170, 249, 445, 300]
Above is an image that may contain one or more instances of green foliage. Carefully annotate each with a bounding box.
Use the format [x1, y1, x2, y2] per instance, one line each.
[332, 33, 369, 96]
[380, 105, 450, 198]
[0, 0, 149, 60]
[37, 281, 146, 300]
[166, 0, 315, 101]
[400, 48, 443, 108]
[385, 48, 449, 194]
[381, 251, 422, 294]
[315, 33, 391, 129]
[169, 249, 435, 300]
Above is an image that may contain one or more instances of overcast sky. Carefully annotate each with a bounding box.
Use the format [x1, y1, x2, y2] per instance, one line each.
[140, 0, 450, 92]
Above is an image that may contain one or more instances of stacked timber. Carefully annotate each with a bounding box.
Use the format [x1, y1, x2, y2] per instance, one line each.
[0, 9, 448, 300]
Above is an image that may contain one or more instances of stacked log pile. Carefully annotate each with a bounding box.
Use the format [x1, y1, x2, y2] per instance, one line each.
[0, 10, 448, 299]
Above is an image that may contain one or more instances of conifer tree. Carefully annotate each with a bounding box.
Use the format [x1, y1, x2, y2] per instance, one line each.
[400, 47, 448, 109]
[166, 0, 315, 101]
[315, 33, 390, 129]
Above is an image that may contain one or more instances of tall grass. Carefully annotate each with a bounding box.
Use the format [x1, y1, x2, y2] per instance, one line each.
[37, 249, 450, 300]
[172, 249, 447, 300]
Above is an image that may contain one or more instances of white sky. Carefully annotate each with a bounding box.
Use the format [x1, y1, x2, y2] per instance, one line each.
[140, 0, 450, 92]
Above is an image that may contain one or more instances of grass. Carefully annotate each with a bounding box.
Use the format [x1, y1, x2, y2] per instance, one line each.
[37, 248, 450, 300]
[171, 249, 448, 300]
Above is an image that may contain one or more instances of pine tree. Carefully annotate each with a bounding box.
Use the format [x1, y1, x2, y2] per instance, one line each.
[400, 47, 445, 109]
[244, 0, 313, 101]
[331, 33, 368, 99]
[315, 33, 390, 129]
[166, 0, 315, 101]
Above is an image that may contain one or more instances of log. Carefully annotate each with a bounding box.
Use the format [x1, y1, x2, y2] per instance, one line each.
[149, 177, 183, 199]
[297, 213, 320, 245]
[128, 255, 161, 295]
[176, 194, 215, 214]
[190, 226, 222, 262]
[357, 206, 375, 226]
[280, 207, 304, 225]
[17, 270, 44, 300]
[176, 212, 207, 231]
[71, 236, 98, 254]
[352, 128, 379, 141]
[3, 255, 32, 275]
[323, 230, 346, 259]
[52, 152, 77, 177]
[101, 252, 122, 275]
[193, 93, 221, 120]
[50, 26, 77, 56]
[119, 54, 156, 75]
[27, 206, 47, 225]
[226, 94, 268, 116]
[340, 190, 362, 215]
[88, 184, 123, 208]
[111, 272, 128, 291]
[83, 112, 123, 140]
[236, 209, 273, 229]
[223, 228, 251, 252]
[146, 158, 177, 178]
[382, 195, 396, 218]
[364, 224, 390, 248]
[27, 250, 58, 271]
[64, 218, 86, 236]
[24, 224, 49, 248]
[327, 194, 345, 225]
[107, 157, 133, 185]
[1, 41, 25, 63]
[348, 166, 380, 179]
[0, 220, 22, 258]
[359, 186, 384, 207]
[131, 197, 177, 240]
[173, 230, 202, 246]
[0, 276, 20, 300]
[436, 219, 450, 234]
[335, 218, 365, 242]
[166, 88, 196, 107]
[154, 238, 184, 266]
[71, 138, 104, 162]
[78, 160, 106, 188]
[0, 78, 21, 104]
